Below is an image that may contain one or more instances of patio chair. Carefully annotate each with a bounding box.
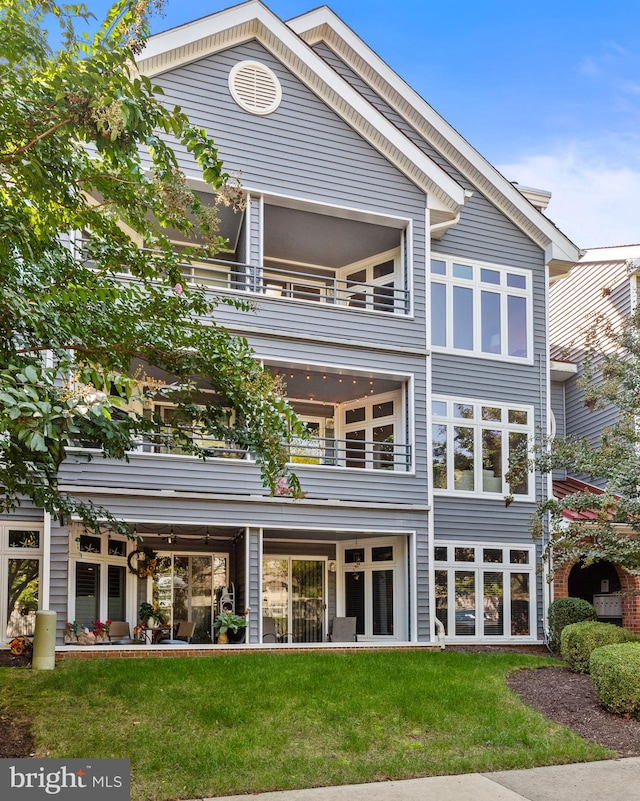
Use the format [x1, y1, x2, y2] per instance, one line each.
[262, 616, 278, 643]
[157, 620, 195, 644]
[328, 617, 357, 642]
[108, 621, 134, 645]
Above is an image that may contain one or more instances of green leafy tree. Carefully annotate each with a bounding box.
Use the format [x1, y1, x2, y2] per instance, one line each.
[0, 0, 304, 536]
[513, 306, 640, 578]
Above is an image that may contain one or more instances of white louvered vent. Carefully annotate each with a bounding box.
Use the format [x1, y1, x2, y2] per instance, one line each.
[228, 61, 282, 116]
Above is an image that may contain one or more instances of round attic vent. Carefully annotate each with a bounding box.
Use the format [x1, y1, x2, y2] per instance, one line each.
[228, 60, 282, 116]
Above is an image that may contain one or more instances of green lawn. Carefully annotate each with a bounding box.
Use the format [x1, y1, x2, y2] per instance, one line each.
[0, 651, 610, 800]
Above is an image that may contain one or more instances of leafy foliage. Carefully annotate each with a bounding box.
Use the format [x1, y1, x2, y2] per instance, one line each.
[547, 597, 597, 652]
[590, 642, 640, 719]
[0, 0, 304, 535]
[560, 620, 637, 674]
[509, 305, 640, 577]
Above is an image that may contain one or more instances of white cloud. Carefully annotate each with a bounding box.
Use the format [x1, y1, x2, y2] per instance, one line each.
[497, 143, 640, 249]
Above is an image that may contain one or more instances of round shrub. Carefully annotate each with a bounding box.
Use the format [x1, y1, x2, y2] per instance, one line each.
[547, 597, 597, 652]
[590, 642, 640, 718]
[560, 620, 637, 673]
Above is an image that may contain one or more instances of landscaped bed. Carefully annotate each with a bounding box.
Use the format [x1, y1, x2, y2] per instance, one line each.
[0, 650, 619, 801]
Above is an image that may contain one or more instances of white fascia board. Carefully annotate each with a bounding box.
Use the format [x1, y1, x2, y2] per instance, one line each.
[288, 7, 580, 267]
[138, 1, 465, 211]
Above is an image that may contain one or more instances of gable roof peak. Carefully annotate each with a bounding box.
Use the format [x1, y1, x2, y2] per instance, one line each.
[289, 5, 579, 272]
[139, 1, 466, 213]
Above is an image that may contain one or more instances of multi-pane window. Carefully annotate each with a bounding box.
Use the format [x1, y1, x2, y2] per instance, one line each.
[431, 257, 531, 361]
[1, 525, 42, 639]
[71, 531, 131, 628]
[342, 391, 405, 471]
[434, 543, 534, 639]
[432, 398, 532, 497]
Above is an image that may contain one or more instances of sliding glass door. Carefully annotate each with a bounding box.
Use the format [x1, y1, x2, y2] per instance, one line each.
[152, 554, 227, 642]
[262, 558, 325, 642]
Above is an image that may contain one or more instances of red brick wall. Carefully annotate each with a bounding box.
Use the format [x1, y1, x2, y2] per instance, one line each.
[553, 562, 640, 634]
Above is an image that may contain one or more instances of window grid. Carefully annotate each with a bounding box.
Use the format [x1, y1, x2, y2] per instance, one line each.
[430, 257, 532, 362]
[432, 397, 533, 498]
[434, 542, 535, 640]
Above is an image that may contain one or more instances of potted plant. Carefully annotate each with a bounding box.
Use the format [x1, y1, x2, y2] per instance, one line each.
[138, 602, 167, 628]
[92, 618, 111, 643]
[213, 610, 248, 644]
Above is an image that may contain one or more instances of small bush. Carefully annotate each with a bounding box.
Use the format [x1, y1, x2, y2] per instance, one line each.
[547, 597, 597, 652]
[590, 642, 640, 718]
[560, 621, 637, 673]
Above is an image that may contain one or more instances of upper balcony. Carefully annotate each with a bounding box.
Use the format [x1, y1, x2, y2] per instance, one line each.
[151, 196, 411, 316]
[128, 363, 411, 473]
[62, 363, 416, 503]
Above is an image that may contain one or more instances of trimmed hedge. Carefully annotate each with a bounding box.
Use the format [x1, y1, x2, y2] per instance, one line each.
[560, 620, 637, 673]
[590, 642, 640, 718]
[547, 597, 597, 652]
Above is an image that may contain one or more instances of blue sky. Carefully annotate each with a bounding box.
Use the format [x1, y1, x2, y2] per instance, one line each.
[71, 1, 640, 249]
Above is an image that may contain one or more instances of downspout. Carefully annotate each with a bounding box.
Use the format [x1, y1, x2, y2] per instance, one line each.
[429, 191, 471, 237]
[42, 511, 52, 611]
[434, 617, 446, 650]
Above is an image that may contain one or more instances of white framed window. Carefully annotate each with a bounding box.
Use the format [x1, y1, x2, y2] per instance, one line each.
[434, 542, 535, 639]
[69, 530, 134, 628]
[430, 256, 532, 362]
[432, 397, 533, 498]
[0, 523, 43, 639]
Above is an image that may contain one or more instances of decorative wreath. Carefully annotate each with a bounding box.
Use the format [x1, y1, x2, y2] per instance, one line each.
[127, 547, 159, 579]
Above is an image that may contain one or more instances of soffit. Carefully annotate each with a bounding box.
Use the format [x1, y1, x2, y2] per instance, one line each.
[290, 9, 580, 271]
[136, 3, 465, 215]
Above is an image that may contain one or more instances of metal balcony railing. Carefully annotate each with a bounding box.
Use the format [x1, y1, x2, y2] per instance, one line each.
[73, 428, 412, 471]
[177, 257, 410, 314]
[80, 238, 410, 313]
[287, 435, 411, 471]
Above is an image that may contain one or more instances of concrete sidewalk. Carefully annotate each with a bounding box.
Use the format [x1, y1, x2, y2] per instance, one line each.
[202, 757, 640, 801]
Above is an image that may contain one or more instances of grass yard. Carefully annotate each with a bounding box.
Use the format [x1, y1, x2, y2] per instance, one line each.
[0, 650, 610, 800]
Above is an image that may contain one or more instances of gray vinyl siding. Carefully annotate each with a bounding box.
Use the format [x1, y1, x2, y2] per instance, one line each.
[550, 380, 567, 481]
[152, 41, 428, 351]
[153, 41, 425, 220]
[50, 521, 70, 641]
[316, 40, 551, 640]
[0, 507, 44, 523]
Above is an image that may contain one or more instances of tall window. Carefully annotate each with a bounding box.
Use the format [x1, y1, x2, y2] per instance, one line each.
[434, 543, 534, 639]
[431, 257, 531, 361]
[432, 398, 532, 497]
[71, 532, 130, 628]
[0, 524, 42, 638]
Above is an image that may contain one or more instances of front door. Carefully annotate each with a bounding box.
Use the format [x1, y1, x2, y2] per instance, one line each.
[262, 558, 325, 642]
[341, 539, 405, 640]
